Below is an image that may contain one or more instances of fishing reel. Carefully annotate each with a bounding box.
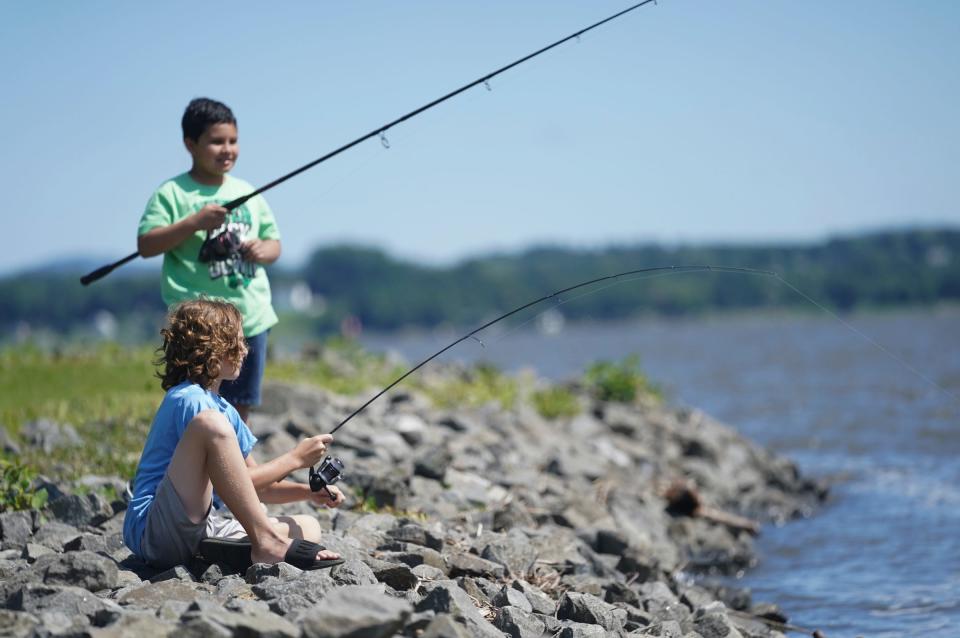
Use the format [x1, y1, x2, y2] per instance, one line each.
[309, 456, 345, 502]
[198, 230, 243, 263]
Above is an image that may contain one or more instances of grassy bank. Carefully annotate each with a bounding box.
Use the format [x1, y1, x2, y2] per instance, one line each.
[0, 341, 658, 490]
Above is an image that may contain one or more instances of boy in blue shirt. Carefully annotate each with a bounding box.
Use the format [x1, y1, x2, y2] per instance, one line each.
[137, 98, 279, 424]
[123, 298, 345, 570]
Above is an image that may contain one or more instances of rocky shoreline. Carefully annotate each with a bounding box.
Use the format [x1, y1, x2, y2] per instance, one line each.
[0, 371, 827, 637]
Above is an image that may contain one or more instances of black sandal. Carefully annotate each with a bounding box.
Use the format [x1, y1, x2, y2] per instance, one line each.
[198, 537, 343, 571]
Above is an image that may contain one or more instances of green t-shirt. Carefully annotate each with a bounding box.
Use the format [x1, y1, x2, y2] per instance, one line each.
[138, 173, 281, 337]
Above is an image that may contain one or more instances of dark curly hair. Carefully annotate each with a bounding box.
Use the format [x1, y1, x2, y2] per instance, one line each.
[156, 299, 248, 391]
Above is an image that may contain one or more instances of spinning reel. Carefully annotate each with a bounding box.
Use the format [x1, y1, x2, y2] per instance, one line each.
[198, 230, 243, 263]
[309, 456, 345, 502]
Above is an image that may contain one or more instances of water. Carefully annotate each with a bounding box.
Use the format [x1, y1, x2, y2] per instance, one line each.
[361, 306, 960, 637]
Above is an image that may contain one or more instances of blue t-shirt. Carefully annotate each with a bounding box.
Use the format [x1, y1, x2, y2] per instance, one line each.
[122, 381, 257, 558]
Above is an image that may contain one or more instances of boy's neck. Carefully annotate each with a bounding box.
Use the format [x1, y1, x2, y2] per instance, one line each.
[189, 166, 227, 186]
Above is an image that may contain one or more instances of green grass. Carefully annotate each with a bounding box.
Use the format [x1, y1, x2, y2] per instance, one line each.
[414, 362, 519, 411]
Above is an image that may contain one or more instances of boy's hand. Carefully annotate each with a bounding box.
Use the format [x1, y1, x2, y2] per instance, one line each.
[192, 204, 229, 231]
[241, 239, 270, 263]
[293, 434, 333, 469]
[309, 484, 345, 509]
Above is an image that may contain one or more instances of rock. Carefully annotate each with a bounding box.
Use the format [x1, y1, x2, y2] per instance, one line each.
[414, 446, 453, 481]
[491, 584, 533, 613]
[420, 613, 472, 638]
[391, 414, 428, 446]
[556, 623, 608, 638]
[21, 543, 55, 562]
[693, 604, 745, 638]
[251, 569, 336, 604]
[245, 561, 303, 583]
[10, 583, 122, 623]
[510, 580, 556, 616]
[63, 532, 125, 554]
[480, 531, 538, 577]
[35, 550, 119, 591]
[364, 557, 420, 590]
[595, 528, 630, 556]
[49, 493, 112, 528]
[88, 612, 178, 637]
[0, 511, 33, 549]
[179, 598, 299, 638]
[299, 584, 412, 638]
[415, 580, 502, 638]
[32, 521, 82, 551]
[446, 552, 507, 580]
[412, 564, 447, 580]
[637, 619, 685, 637]
[117, 579, 215, 608]
[493, 605, 546, 638]
[330, 558, 379, 587]
[556, 591, 626, 632]
[0, 610, 39, 638]
[150, 565, 196, 583]
[387, 522, 444, 551]
[21, 419, 81, 453]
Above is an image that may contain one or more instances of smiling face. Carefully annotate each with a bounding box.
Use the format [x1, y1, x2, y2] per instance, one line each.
[185, 122, 239, 184]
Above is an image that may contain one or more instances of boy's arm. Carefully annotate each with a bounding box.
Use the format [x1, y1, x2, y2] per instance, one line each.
[243, 433, 331, 493]
[137, 204, 228, 257]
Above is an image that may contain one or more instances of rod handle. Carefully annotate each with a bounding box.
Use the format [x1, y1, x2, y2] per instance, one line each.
[80, 251, 140, 286]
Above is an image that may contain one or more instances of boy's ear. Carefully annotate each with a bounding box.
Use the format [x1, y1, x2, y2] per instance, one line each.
[184, 136, 197, 154]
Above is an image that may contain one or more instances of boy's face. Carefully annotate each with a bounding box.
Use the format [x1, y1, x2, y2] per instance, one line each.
[185, 122, 238, 180]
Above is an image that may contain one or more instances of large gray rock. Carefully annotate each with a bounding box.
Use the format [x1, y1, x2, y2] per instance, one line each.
[364, 557, 420, 590]
[446, 552, 506, 580]
[10, 583, 122, 623]
[179, 598, 299, 638]
[0, 610, 39, 638]
[510, 580, 556, 616]
[0, 511, 33, 549]
[49, 493, 112, 527]
[330, 558, 379, 587]
[493, 605, 546, 638]
[117, 579, 215, 608]
[480, 531, 538, 577]
[415, 580, 502, 638]
[87, 612, 178, 637]
[299, 584, 412, 638]
[34, 550, 119, 591]
[252, 569, 337, 604]
[556, 591, 627, 632]
[32, 521, 82, 551]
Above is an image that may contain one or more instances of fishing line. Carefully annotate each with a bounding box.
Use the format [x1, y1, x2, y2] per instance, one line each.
[774, 274, 960, 405]
[329, 265, 774, 434]
[80, 0, 659, 286]
[329, 265, 956, 435]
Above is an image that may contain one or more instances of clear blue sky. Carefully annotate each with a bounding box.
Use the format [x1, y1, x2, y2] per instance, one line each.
[1, 1, 957, 275]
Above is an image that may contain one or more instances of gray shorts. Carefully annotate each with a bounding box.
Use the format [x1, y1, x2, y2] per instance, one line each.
[141, 474, 248, 568]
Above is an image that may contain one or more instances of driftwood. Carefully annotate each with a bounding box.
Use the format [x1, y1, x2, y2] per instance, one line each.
[663, 479, 761, 536]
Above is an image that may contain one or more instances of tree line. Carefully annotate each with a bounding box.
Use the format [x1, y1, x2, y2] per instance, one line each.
[3, 228, 957, 339]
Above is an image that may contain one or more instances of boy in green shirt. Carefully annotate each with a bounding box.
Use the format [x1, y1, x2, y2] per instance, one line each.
[138, 98, 280, 422]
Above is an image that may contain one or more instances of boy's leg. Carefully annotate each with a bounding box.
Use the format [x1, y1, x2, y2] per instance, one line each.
[166, 409, 337, 563]
[270, 515, 324, 545]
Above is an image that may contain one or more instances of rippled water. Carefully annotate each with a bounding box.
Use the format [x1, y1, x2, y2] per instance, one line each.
[362, 306, 960, 637]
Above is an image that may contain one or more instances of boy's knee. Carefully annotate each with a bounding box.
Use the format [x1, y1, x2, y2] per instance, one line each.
[287, 515, 323, 543]
[186, 410, 233, 440]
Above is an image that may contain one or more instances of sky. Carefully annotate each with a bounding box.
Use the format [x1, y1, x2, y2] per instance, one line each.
[1, 1, 957, 276]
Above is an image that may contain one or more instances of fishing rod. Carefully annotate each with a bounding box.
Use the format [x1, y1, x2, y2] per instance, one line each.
[308, 265, 776, 493]
[80, 0, 659, 286]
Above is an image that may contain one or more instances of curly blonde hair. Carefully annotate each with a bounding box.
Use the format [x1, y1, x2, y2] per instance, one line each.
[156, 298, 248, 391]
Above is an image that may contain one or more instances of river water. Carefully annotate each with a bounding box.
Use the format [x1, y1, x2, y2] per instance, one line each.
[361, 306, 960, 637]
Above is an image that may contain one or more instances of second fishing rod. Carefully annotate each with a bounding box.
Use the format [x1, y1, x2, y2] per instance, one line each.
[80, 0, 658, 286]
